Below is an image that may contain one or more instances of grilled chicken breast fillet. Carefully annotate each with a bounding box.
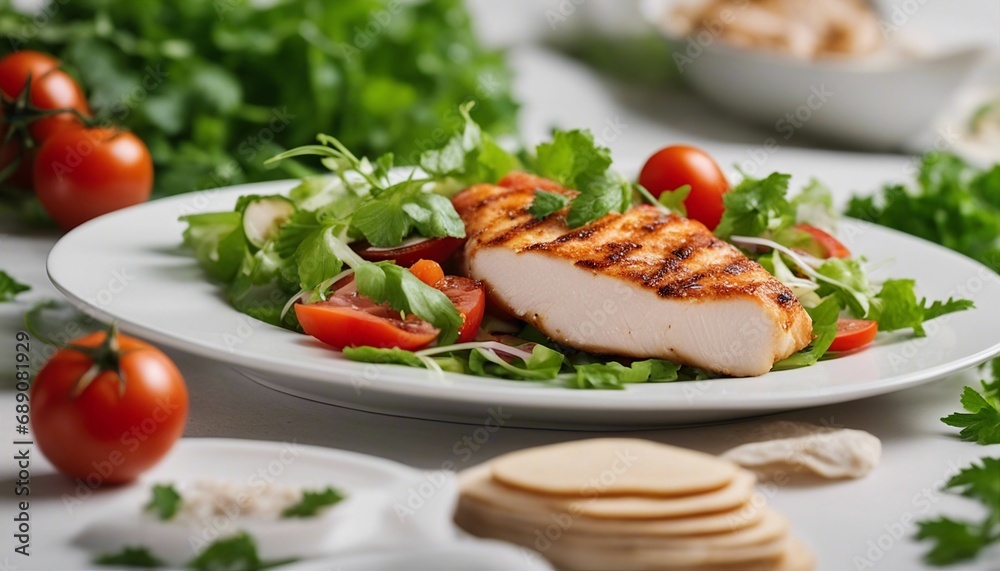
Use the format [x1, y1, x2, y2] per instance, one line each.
[453, 173, 813, 377]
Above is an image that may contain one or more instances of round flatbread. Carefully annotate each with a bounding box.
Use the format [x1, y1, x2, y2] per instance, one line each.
[458, 496, 788, 549]
[491, 439, 739, 498]
[461, 464, 757, 520]
[457, 505, 790, 570]
[458, 494, 767, 537]
[775, 537, 816, 571]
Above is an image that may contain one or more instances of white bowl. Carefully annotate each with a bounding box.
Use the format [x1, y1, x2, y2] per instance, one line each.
[641, 0, 990, 150]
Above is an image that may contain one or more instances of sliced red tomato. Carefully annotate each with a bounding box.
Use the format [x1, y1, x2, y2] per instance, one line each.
[436, 275, 486, 343]
[796, 224, 851, 259]
[299, 274, 486, 350]
[296, 291, 440, 351]
[353, 236, 464, 267]
[829, 319, 877, 352]
[638, 145, 730, 230]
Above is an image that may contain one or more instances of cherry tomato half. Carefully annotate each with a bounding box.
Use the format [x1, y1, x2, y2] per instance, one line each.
[796, 224, 851, 259]
[298, 274, 486, 350]
[639, 145, 730, 230]
[829, 319, 878, 352]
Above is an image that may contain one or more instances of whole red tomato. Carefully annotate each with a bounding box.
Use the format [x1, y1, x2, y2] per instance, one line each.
[34, 127, 153, 229]
[30, 328, 188, 485]
[638, 145, 730, 230]
[0, 50, 90, 142]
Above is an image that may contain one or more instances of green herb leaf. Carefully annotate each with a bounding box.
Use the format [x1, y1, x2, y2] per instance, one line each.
[715, 172, 795, 240]
[282, 487, 344, 518]
[528, 189, 571, 219]
[293, 227, 344, 292]
[572, 359, 681, 390]
[180, 212, 248, 283]
[657, 185, 692, 217]
[869, 280, 973, 336]
[0, 270, 30, 302]
[772, 297, 840, 371]
[354, 262, 463, 345]
[942, 387, 1000, 445]
[847, 153, 1000, 272]
[342, 346, 427, 368]
[945, 457, 1000, 515]
[565, 171, 631, 228]
[915, 457, 1000, 566]
[915, 517, 989, 566]
[188, 532, 295, 571]
[468, 344, 565, 380]
[350, 180, 465, 247]
[94, 546, 164, 568]
[533, 130, 630, 228]
[145, 483, 182, 521]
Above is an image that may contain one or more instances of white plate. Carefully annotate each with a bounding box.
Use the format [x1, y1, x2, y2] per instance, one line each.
[29, 438, 547, 570]
[47, 180, 1000, 428]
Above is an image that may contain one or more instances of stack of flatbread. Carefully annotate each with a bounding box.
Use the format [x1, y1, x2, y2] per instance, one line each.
[455, 439, 814, 571]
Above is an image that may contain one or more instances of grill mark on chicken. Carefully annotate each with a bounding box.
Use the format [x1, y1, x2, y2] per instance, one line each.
[454, 174, 805, 326]
[484, 216, 550, 247]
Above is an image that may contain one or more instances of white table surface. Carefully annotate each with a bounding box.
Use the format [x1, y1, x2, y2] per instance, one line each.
[3, 1, 1000, 570]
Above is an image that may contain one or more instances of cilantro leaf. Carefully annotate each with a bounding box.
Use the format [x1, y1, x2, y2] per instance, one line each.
[657, 184, 692, 216]
[94, 546, 164, 568]
[847, 152, 1000, 272]
[354, 262, 463, 345]
[145, 483, 182, 521]
[342, 346, 427, 368]
[942, 387, 1000, 445]
[772, 297, 840, 371]
[915, 457, 1000, 566]
[533, 130, 630, 228]
[565, 170, 632, 228]
[528, 189, 571, 219]
[945, 457, 1000, 515]
[0, 270, 30, 302]
[349, 180, 465, 247]
[535, 130, 612, 187]
[915, 517, 989, 566]
[188, 532, 295, 571]
[869, 280, 973, 336]
[715, 172, 795, 240]
[282, 487, 344, 518]
[419, 102, 519, 186]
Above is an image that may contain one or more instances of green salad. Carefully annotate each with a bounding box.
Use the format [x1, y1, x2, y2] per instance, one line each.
[181, 105, 973, 389]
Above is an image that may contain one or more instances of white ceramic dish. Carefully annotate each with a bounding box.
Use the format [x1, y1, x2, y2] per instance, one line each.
[24, 438, 548, 570]
[640, 0, 991, 151]
[47, 179, 1000, 428]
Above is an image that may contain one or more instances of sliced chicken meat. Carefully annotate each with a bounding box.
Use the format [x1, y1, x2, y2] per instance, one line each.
[452, 172, 813, 377]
